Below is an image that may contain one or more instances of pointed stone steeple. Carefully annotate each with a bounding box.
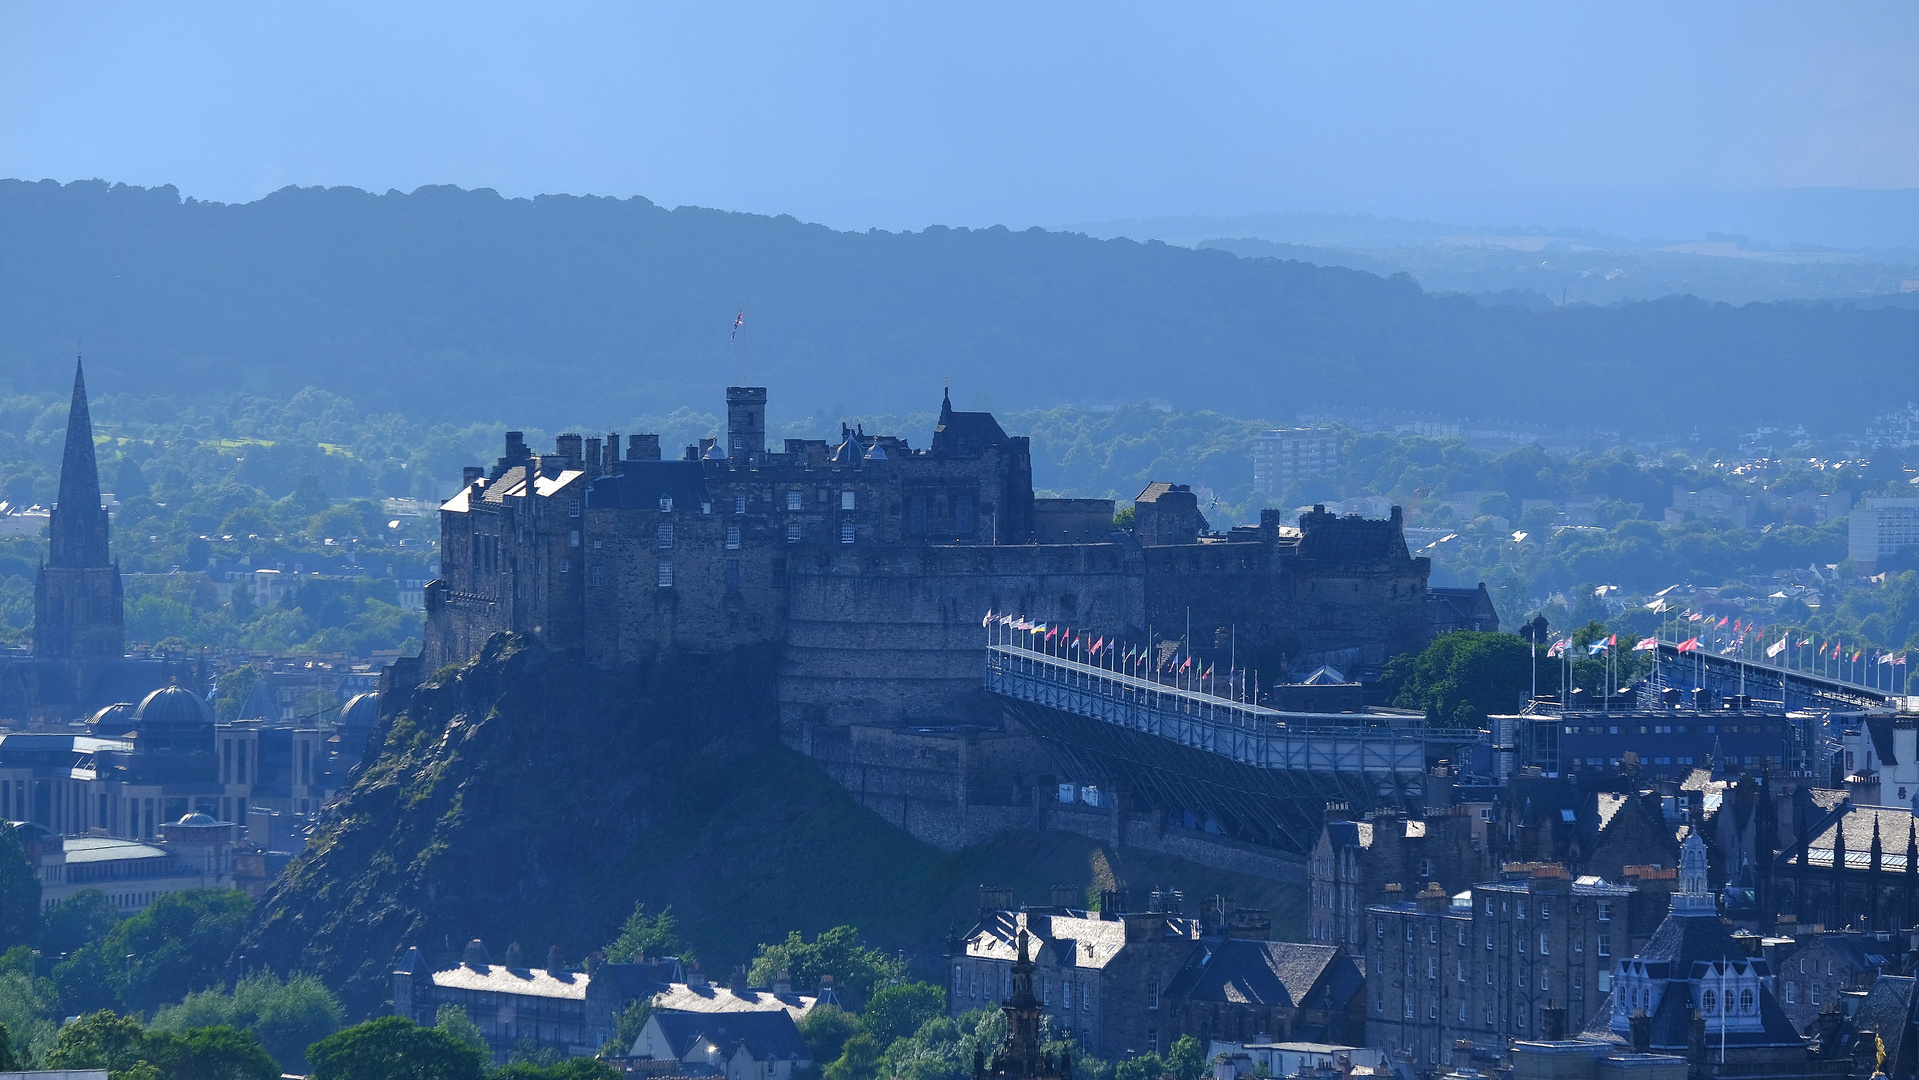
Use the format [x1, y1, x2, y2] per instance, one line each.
[34, 356, 125, 674]
[49, 357, 110, 568]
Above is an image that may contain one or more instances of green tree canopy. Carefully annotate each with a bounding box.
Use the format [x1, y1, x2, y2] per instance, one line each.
[307, 1016, 486, 1080]
[41, 888, 121, 958]
[0, 824, 41, 950]
[862, 982, 947, 1048]
[601, 903, 680, 963]
[143, 1024, 280, 1080]
[151, 970, 345, 1072]
[106, 889, 253, 1013]
[1378, 631, 1536, 727]
[747, 926, 905, 1005]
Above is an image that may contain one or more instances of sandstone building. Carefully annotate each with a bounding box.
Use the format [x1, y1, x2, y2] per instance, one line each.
[424, 388, 1491, 831]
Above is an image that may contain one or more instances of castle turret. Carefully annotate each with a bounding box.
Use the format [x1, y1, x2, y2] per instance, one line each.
[727, 387, 767, 458]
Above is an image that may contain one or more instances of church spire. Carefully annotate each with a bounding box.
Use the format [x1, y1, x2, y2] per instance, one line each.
[49, 356, 110, 568]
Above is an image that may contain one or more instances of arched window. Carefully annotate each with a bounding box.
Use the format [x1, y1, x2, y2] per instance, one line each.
[1740, 988, 1755, 1012]
[1702, 989, 1717, 1013]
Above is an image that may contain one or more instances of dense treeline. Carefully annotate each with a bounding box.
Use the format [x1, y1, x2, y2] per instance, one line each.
[2, 180, 1915, 435]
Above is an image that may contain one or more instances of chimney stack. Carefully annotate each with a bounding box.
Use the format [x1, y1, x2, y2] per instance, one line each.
[628, 434, 661, 461]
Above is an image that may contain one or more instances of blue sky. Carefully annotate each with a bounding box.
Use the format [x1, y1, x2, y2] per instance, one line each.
[4, 3, 1916, 236]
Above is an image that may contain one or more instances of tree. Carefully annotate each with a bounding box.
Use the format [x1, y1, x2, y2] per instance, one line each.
[862, 982, 947, 1047]
[602, 903, 680, 963]
[747, 926, 906, 1004]
[42, 887, 121, 958]
[45, 1010, 149, 1072]
[1165, 1036, 1205, 1080]
[143, 1024, 279, 1080]
[101, 890, 253, 1013]
[823, 1031, 881, 1080]
[151, 970, 345, 1072]
[306, 1017, 486, 1080]
[0, 1020, 22, 1071]
[1377, 631, 1535, 727]
[493, 1061, 621, 1079]
[797, 1003, 860, 1065]
[1114, 1052, 1164, 1080]
[600, 999, 649, 1057]
[0, 824, 41, 950]
[432, 1004, 486, 1054]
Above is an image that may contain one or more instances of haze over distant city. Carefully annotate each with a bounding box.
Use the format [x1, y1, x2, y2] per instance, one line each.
[5, 2, 1919, 246]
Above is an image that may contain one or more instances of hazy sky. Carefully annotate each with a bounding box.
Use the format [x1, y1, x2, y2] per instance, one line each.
[3, 3, 1916, 233]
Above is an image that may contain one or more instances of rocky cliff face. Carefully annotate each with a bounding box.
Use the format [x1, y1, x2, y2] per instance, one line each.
[235, 633, 1305, 1018]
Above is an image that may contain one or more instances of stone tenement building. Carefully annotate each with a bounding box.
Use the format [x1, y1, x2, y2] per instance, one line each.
[425, 388, 1488, 785]
[1365, 862, 1637, 1071]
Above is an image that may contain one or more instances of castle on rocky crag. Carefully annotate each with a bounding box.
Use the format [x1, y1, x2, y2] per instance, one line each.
[424, 388, 1494, 821]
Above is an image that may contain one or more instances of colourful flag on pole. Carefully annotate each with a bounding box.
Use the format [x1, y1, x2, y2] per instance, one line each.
[1633, 637, 1657, 651]
[1588, 640, 1609, 655]
[982, 611, 993, 627]
[1688, 611, 1703, 622]
[1853, 650, 1863, 663]
[1766, 636, 1787, 658]
[1677, 638, 1700, 653]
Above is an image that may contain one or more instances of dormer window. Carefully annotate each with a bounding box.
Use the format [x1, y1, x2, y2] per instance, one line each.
[659, 495, 673, 512]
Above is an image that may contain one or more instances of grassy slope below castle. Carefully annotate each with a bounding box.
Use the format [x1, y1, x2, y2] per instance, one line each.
[234, 636, 1302, 1018]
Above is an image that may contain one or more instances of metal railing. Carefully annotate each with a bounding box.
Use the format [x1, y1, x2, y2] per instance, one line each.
[984, 644, 1442, 776]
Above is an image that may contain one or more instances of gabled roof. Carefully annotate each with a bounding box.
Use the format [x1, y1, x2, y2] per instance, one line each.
[648, 1009, 810, 1062]
[1865, 717, 1899, 767]
[1160, 940, 1357, 1012]
[1852, 975, 1917, 1071]
[1804, 805, 1916, 871]
[1322, 819, 1373, 852]
[429, 963, 589, 1000]
[964, 910, 1192, 970]
[586, 462, 712, 511]
[652, 982, 815, 1018]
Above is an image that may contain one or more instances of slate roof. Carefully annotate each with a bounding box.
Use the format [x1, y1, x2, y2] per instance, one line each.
[1322, 819, 1373, 852]
[932, 392, 1011, 455]
[1161, 940, 1359, 1012]
[965, 911, 1189, 971]
[429, 963, 589, 1000]
[585, 462, 712, 511]
[1852, 975, 1917, 1076]
[1865, 717, 1899, 767]
[647, 1009, 810, 1063]
[651, 982, 816, 1018]
[1805, 805, 1917, 871]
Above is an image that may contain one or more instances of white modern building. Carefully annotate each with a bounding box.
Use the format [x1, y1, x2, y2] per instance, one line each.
[1849, 498, 1919, 568]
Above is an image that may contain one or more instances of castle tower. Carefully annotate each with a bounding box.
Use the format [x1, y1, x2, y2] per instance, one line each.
[726, 387, 767, 458]
[33, 358, 124, 680]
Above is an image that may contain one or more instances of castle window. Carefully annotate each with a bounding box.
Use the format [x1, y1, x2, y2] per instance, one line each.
[1597, 901, 1611, 922]
[788, 524, 802, 543]
[657, 562, 674, 588]
[1457, 927, 1467, 946]
[1406, 925, 1413, 941]
[787, 491, 803, 511]
[1428, 999, 1437, 1019]
[1597, 934, 1610, 957]
[657, 524, 674, 550]
[1539, 933, 1549, 955]
[735, 496, 746, 514]
[1428, 926, 1437, 944]
[1403, 995, 1413, 1019]
[726, 526, 741, 550]
[660, 496, 673, 512]
[1573, 970, 1582, 989]
[590, 566, 603, 587]
[559, 559, 570, 574]
[1702, 989, 1716, 1013]
[841, 490, 856, 510]
[725, 560, 740, 587]
[1740, 988, 1754, 1012]
[1517, 901, 1526, 920]
[1540, 902, 1549, 920]
[570, 530, 580, 548]
[569, 500, 580, 517]
[1785, 981, 1796, 1003]
[840, 525, 856, 544]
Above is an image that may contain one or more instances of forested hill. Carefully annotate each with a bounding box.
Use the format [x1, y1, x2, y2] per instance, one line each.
[3, 179, 1913, 435]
